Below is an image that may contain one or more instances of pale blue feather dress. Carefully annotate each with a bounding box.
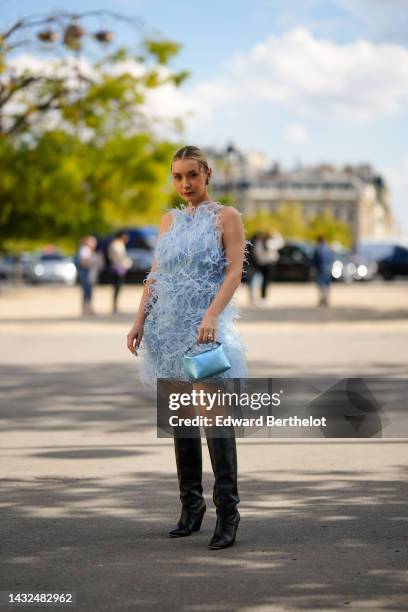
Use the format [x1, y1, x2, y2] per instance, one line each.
[137, 201, 248, 387]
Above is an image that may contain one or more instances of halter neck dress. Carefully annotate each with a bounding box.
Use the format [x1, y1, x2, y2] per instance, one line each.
[137, 201, 248, 387]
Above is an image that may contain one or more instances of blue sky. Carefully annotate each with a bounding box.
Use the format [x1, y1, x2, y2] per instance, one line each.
[2, 0, 408, 233]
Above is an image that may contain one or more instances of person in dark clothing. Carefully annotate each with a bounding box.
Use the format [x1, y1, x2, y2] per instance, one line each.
[252, 231, 284, 302]
[245, 232, 262, 304]
[107, 230, 133, 314]
[313, 235, 333, 306]
[76, 235, 98, 316]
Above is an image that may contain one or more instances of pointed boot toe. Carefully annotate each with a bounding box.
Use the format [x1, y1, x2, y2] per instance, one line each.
[168, 504, 206, 538]
[208, 514, 240, 550]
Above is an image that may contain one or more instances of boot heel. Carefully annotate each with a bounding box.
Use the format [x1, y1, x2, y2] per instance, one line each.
[191, 507, 206, 532]
[208, 515, 240, 549]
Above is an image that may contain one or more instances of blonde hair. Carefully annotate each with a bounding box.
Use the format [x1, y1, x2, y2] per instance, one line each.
[171, 146, 210, 177]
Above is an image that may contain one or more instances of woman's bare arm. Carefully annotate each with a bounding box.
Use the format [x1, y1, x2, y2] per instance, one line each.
[208, 206, 246, 316]
[197, 206, 246, 343]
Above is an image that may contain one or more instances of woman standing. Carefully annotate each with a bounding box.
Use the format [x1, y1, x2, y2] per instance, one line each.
[127, 146, 248, 550]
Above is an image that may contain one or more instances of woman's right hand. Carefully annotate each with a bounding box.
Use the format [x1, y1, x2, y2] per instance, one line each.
[127, 321, 144, 356]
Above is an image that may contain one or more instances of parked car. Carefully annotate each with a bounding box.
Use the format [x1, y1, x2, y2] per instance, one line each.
[332, 250, 378, 282]
[352, 238, 408, 281]
[274, 241, 315, 282]
[0, 254, 17, 280]
[274, 242, 366, 283]
[378, 246, 408, 280]
[0, 252, 37, 282]
[97, 226, 158, 284]
[243, 240, 356, 283]
[25, 250, 77, 285]
[349, 254, 378, 281]
[356, 238, 408, 264]
[330, 251, 355, 283]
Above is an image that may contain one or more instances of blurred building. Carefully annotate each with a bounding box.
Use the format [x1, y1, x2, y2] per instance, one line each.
[205, 143, 269, 191]
[208, 145, 397, 245]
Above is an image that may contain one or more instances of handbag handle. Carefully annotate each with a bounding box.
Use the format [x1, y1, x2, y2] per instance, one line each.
[185, 340, 220, 354]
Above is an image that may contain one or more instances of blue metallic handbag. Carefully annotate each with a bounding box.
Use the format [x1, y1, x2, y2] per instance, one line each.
[183, 341, 231, 382]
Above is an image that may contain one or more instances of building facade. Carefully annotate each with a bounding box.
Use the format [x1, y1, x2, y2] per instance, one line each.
[207, 146, 397, 245]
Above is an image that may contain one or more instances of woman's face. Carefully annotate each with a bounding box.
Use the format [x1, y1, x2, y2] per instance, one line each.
[171, 158, 210, 204]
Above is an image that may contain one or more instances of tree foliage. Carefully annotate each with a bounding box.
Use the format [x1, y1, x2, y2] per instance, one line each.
[0, 131, 177, 250]
[244, 202, 352, 247]
[0, 14, 189, 251]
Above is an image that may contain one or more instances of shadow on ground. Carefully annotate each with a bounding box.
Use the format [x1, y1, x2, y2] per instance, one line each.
[1, 364, 407, 436]
[1, 467, 408, 611]
[1, 362, 408, 610]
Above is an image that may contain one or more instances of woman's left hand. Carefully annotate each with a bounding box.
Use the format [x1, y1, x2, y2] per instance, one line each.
[197, 312, 217, 344]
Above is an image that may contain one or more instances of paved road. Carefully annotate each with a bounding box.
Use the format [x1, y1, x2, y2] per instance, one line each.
[1, 283, 407, 611]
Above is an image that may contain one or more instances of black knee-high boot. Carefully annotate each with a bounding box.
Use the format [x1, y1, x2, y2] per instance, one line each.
[205, 427, 240, 549]
[168, 428, 206, 537]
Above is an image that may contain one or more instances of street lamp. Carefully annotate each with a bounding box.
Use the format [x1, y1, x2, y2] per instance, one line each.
[225, 143, 239, 193]
[0, 10, 144, 136]
[94, 30, 115, 43]
[37, 29, 59, 43]
[36, 17, 115, 49]
[63, 20, 86, 50]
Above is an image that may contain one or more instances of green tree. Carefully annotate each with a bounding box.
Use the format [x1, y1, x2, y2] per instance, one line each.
[243, 211, 279, 236]
[271, 201, 307, 238]
[306, 211, 352, 247]
[0, 12, 189, 251]
[0, 129, 178, 251]
[243, 202, 352, 247]
[0, 13, 189, 139]
[244, 202, 306, 238]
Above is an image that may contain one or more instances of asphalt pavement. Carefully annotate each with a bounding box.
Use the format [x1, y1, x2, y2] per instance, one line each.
[1, 282, 407, 611]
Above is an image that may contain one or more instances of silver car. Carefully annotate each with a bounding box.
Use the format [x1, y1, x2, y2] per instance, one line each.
[25, 251, 77, 285]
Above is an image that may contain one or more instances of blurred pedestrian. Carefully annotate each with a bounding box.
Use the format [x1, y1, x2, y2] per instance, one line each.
[253, 230, 284, 303]
[108, 230, 133, 314]
[313, 235, 333, 307]
[76, 235, 98, 316]
[245, 232, 263, 304]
